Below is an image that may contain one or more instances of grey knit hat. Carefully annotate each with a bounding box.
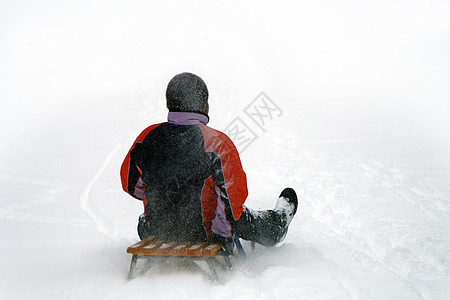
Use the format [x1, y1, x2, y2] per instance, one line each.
[166, 72, 209, 113]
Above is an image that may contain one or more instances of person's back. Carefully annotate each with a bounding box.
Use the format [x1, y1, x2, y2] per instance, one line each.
[121, 72, 298, 248]
[132, 122, 210, 242]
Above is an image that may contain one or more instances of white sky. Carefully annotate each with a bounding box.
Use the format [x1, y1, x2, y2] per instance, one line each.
[1, 0, 449, 173]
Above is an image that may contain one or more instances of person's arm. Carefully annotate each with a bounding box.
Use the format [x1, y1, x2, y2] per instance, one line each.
[204, 129, 248, 222]
[214, 135, 248, 221]
[120, 123, 162, 200]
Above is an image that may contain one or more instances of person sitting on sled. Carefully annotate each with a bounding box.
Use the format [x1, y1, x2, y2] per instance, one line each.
[120, 72, 298, 250]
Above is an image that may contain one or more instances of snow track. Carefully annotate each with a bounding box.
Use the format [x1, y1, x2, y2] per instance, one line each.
[307, 219, 430, 300]
[80, 143, 123, 237]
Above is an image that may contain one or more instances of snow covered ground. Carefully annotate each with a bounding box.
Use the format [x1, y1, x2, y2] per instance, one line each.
[1, 1, 449, 299]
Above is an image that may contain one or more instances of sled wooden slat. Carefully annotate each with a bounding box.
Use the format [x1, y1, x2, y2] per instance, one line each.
[186, 242, 208, 256]
[126, 235, 155, 250]
[150, 241, 177, 255]
[127, 236, 237, 281]
[167, 242, 194, 256]
[203, 243, 223, 256]
[127, 236, 222, 257]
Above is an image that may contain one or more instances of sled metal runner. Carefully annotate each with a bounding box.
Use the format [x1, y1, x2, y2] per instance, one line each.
[126, 236, 237, 282]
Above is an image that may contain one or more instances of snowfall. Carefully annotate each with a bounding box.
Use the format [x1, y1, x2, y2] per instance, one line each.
[1, 1, 449, 299]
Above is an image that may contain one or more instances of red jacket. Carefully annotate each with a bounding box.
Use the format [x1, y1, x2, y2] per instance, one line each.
[120, 112, 248, 239]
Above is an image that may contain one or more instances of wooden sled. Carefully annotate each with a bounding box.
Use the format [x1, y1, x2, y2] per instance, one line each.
[126, 235, 241, 282]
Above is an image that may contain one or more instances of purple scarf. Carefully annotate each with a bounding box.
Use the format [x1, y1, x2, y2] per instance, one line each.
[168, 112, 209, 126]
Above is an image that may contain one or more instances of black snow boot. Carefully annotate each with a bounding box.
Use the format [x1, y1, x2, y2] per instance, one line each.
[235, 187, 298, 247]
[274, 187, 298, 243]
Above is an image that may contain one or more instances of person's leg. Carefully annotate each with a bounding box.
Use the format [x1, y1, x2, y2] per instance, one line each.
[235, 188, 298, 247]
